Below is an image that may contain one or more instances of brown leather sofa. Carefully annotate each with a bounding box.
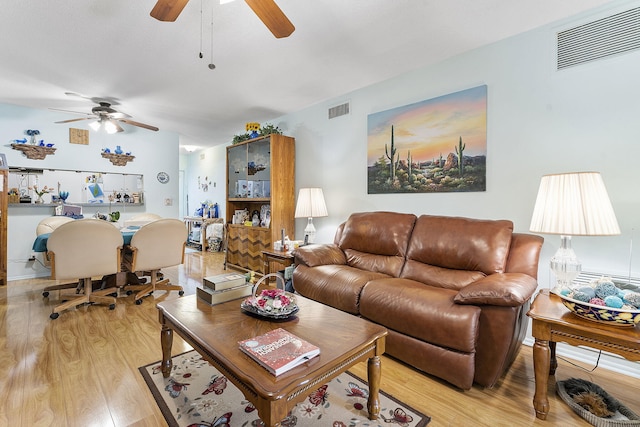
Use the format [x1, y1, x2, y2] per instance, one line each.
[292, 212, 543, 390]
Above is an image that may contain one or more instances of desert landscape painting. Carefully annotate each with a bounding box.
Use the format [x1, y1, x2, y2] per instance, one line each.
[367, 85, 487, 194]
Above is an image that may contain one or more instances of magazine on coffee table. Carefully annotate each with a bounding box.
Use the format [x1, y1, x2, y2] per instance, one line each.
[238, 328, 320, 376]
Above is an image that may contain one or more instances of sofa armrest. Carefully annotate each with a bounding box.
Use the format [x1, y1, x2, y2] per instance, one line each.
[454, 273, 538, 307]
[293, 244, 347, 267]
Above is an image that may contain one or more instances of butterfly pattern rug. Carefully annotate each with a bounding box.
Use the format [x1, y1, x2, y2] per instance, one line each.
[139, 350, 430, 427]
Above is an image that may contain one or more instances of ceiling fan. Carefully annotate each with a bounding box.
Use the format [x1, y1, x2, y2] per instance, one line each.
[150, 0, 295, 38]
[50, 100, 159, 133]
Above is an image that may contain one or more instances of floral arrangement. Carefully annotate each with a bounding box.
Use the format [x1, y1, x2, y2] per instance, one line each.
[232, 122, 284, 144]
[245, 122, 260, 132]
[29, 185, 52, 197]
[244, 288, 296, 314]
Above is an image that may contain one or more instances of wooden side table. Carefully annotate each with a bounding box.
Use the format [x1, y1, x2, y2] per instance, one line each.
[262, 249, 294, 276]
[526, 290, 640, 420]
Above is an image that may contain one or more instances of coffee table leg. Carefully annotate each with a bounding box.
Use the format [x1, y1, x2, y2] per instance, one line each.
[532, 338, 550, 420]
[160, 323, 173, 378]
[549, 341, 557, 375]
[367, 355, 381, 420]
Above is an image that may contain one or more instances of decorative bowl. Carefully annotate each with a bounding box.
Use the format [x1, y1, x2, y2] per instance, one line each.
[240, 301, 299, 320]
[554, 291, 640, 327]
[240, 273, 299, 320]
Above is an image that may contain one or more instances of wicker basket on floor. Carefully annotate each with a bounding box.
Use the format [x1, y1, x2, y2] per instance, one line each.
[557, 380, 640, 426]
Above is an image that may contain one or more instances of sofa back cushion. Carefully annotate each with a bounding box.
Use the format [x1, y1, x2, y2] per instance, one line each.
[339, 211, 416, 277]
[401, 215, 514, 289]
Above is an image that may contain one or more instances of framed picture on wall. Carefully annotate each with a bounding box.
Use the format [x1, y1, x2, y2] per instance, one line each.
[367, 85, 487, 194]
[0, 153, 7, 170]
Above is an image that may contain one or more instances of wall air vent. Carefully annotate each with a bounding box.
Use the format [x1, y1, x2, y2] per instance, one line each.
[557, 6, 640, 70]
[328, 102, 350, 119]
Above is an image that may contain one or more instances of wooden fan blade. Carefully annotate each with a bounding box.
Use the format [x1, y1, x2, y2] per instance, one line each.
[54, 118, 92, 124]
[119, 119, 159, 132]
[49, 107, 95, 117]
[245, 0, 295, 38]
[150, 0, 190, 22]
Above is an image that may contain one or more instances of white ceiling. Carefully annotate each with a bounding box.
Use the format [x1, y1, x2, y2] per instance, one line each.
[0, 0, 616, 149]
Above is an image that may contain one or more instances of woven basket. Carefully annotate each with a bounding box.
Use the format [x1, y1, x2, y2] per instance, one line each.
[557, 380, 640, 426]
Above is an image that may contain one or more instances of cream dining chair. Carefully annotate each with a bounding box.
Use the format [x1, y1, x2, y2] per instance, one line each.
[38, 216, 78, 297]
[37, 216, 74, 268]
[46, 219, 124, 319]
[122, 218, 187, 304]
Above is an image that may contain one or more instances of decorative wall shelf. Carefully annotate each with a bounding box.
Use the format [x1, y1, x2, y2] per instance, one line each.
[102, 152, 135, 166]
[11, 144, 56, 160]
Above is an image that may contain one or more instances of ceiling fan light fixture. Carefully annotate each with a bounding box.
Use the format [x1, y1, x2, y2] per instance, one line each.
[88, 120, 102, 131]
[104, 119, 124, 134]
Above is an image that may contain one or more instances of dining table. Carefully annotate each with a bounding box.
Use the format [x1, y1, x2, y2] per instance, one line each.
[32, 228, 137, 253]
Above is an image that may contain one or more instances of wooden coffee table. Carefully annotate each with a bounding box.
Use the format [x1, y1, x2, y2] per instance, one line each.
[157, 294, 388, 427]
[527, 289, 640, 420]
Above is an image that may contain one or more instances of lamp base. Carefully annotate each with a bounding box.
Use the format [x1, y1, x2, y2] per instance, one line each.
[550, 235, 581, 291]
[304, 218, 317, 244]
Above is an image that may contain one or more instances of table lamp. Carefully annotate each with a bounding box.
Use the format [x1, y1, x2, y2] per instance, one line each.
[294, 188, 328, 244]
[529, 172, 620, 291]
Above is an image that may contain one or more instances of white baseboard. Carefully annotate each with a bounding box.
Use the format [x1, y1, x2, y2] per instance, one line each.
[522, 337, 640, 379]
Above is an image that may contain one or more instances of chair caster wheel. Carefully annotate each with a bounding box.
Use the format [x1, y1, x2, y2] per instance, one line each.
[135, 299, 143, 305]
[109, 303, 116, 310]
[109, 293, 117, 297]
[178, 290, 185, 296]
[43, 291, 49, 298]
[126, 290, 133, 296]
[50, 312, 59, 320]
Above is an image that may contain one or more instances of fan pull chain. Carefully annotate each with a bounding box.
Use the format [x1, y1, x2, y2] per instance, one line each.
[198, 0, 204, 59]
[208, 4, 216, 69]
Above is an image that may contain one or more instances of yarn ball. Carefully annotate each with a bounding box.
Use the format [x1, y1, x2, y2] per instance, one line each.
[571, 291, 592, 303]
[594, 281, 618, 299]
[622, 304, 637, 310]
[589, 297, 606, 306]
[576, 286, 596, 300]
[604, 295, 624, 309]
[559, 288, 572, 297]
[622, 292, 640, 308]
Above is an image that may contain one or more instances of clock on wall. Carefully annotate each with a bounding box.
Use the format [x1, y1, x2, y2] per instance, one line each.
[157, 172, 170, 184]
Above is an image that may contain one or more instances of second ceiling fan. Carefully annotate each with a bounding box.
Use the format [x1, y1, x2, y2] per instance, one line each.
[150, 0, 295, 38]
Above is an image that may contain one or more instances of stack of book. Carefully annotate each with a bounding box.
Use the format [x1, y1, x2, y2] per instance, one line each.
[196, 273, 253, 305]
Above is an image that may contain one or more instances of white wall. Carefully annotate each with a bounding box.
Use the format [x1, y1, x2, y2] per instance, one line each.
[1, 103, 180, 279]
[182, 145, 227, 219]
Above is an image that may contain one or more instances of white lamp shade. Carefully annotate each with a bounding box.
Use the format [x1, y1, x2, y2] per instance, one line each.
[529, 172, 620, 236]
[294, 188, 328, 218]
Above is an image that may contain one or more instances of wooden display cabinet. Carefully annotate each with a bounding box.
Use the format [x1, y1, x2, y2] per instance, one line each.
[225, 134, 295, 273]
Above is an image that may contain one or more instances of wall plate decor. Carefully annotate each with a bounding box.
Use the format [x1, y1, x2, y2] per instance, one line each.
[157, 172, 170, 184]
[367, 85, 487, 194]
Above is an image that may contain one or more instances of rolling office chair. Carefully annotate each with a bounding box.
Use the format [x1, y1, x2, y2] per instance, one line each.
[122, 218, 187, 304]
[46, 219, 123, 319]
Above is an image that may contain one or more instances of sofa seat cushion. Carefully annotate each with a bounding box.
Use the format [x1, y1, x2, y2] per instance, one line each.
[360, 278, 481, 353]
[293, 264, 390, 315]
[400, 260, 486, 290]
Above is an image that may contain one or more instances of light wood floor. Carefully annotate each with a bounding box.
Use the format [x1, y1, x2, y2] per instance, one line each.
[1, 250, 638, 427]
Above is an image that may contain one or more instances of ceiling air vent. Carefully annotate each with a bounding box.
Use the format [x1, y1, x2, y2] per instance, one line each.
[328, 102, 350, 119]
[557, 6, 640, 70]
